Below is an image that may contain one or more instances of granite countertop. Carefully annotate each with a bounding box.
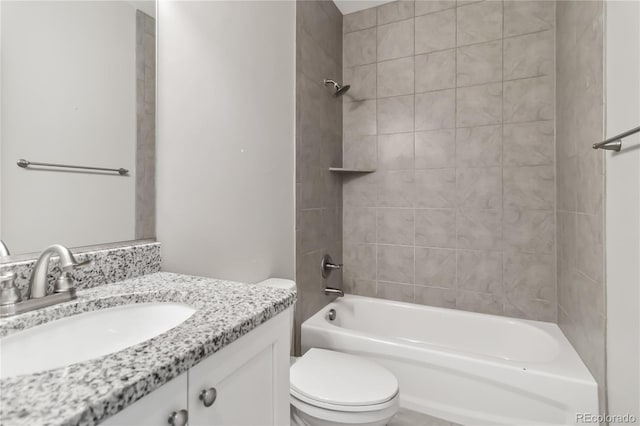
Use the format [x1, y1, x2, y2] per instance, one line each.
[0, 272, 296, 426]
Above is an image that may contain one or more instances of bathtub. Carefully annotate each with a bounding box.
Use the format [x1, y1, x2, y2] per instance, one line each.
[301, 295, 598, 426]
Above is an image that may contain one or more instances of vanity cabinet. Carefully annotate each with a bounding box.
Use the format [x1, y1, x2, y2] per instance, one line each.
[102, 309, 291, 426]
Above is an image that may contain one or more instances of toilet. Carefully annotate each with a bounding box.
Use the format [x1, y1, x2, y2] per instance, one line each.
[257, 279, 400, 426]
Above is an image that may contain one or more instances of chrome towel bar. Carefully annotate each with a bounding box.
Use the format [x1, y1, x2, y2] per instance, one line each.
[593, 125, 640, 152]
[16, 159, 128, 175]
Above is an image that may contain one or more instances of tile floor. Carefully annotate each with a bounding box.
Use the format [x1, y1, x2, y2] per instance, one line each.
[389, 408, 462, 426]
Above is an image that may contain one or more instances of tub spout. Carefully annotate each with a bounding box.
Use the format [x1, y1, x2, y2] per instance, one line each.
[324, 287, 344, 297]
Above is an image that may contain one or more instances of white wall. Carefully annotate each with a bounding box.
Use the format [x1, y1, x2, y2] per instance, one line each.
[1, 1, 137, 254]
[157, 1, 296, 283]
[605, 1, 640, 421]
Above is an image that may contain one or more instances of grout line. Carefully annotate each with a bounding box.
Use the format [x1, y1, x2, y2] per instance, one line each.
[453, 2, 459, 302]
[374, 9, 379, 298]
[500, 0, 506, 312]
[411, 0, 417, 302]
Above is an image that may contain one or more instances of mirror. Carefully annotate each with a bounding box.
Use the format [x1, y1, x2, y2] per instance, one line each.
[0, 1, 156, 258]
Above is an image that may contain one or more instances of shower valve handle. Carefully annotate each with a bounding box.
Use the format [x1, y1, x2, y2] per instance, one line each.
[321, 254, 342, 278]
[325, 262, 343, 270]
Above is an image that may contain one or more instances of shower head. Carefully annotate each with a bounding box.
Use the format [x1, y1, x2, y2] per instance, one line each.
[324, 79, 350, 97]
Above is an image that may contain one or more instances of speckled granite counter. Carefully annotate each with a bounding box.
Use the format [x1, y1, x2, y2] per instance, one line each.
[0, 272, 296, 426]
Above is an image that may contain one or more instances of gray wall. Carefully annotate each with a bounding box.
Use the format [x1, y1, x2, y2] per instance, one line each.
[556, 0, 607, 412]
[157, 1, 295, 283]
[341, 0, 557, 321]
[295, 0, 343, 352]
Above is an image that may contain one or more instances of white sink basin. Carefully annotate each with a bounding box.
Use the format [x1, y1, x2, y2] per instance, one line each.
[0, 302, 196, 379]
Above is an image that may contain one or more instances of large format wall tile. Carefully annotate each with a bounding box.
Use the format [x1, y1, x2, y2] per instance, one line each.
[503, 76, 554, 123]
[415, 169, 456, 208]
[415, 9, 456, 54]
[343, 207, 376, 243]
[378, 0, 414, 25]
[415, 129, 456, 168]
[456, 40, 502, 87]
[456, 125, 502, 167]
[503, 30, 554, 80]
[378, 133, 414, 170]
[415, 0, 455, 17]
[457, 209, 503, 251]
[344, 8, 377, 33]
[378, 19, 414, 61]
[378, 95, 414, 133]
[415, 208, 457, 248]
[415, 247, 457, 287]
[503, 165, 555, 210]
[456, 290, 503, 315]
[377, 208, 415, 245]
[343, 243, 377, 280]
[504, 1, 555, 38]
[456, 83, 503, 127]
[378, 245, 415, 283]
[503, 121, 554, 166]
[457, 1, 503, 46]
[456, 167, 502, 209]
[344, 27, 376, 67]
[344, 134, 377, 169]
[343, 64, 377, 101]
[378, 170, 415, 207]
[341, 0, 557, 323]
[344, 100, 377, 135]
[415, 286, 456, 308]
[378, 57, 415, 97]
[457, 250, 503, 295]
[503, 209, 554, 254]
[415, 89, 456, 130]
[377, 281, 415, 302]
[415, 49, 456, 92]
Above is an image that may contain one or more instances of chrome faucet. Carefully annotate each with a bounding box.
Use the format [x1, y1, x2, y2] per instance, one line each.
[29, 244, 91, 298]
[0, 244, 91, 317]
[324, 287, 344, 297]
[0, 240, 10, 257]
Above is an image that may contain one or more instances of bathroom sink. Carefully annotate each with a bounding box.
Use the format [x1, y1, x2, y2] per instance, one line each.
[0, 302, 196, 379]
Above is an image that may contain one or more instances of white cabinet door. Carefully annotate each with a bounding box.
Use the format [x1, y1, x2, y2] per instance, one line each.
[101, 372, 188, 426]
[99, 308, 291, 426]
[189, 309, 291, 426]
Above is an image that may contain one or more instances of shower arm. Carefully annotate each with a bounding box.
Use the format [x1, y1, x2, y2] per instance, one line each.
[323, 79, 339, 89]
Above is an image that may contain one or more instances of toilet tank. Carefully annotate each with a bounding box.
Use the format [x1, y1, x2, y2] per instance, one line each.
[257, 278, 296, 292]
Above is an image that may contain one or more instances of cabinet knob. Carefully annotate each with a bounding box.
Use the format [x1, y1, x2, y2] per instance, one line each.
[168, 409, 188, 426]
[199, 387, 217, 407]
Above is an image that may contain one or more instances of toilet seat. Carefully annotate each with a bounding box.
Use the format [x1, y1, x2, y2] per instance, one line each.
[290, 349, 399, 412]
[291, 392, 400, 425]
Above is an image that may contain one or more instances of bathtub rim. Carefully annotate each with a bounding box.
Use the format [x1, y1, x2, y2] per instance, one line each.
[302, 294, 597, 386]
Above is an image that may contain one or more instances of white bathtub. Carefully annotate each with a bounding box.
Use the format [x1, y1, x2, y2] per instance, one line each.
[301, 295, 598, 426]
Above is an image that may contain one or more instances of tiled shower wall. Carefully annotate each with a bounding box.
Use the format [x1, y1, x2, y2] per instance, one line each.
[136, 10, 156, 240]
[295, 1, 343, 352]
[556, 0, 606, 411]
[341, 0, 557, 321]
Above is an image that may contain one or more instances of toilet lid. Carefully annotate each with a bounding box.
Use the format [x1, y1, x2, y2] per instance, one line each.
[290, 349, 398, 407]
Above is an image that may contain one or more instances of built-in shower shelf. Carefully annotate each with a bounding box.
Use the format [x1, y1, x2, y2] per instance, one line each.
[329, 167, 376, 173]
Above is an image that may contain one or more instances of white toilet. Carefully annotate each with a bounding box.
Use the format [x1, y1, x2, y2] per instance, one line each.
[257, 279, 400, 426]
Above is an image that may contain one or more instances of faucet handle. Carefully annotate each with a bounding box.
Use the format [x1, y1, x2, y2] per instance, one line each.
[60, 258, 93, 273]
[0, 272, 22, 306]
[55, 257, 92, 293]
[61, 257, 92, 272]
